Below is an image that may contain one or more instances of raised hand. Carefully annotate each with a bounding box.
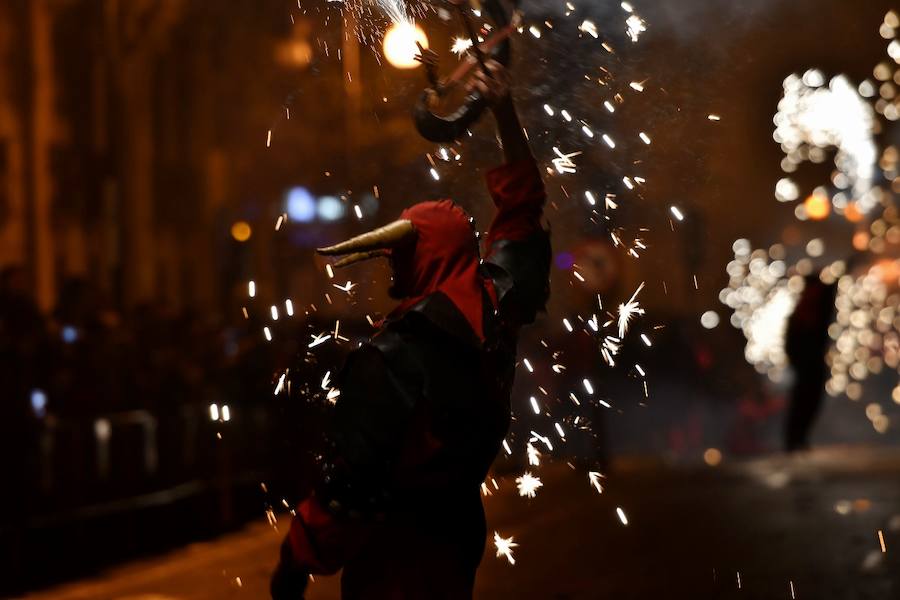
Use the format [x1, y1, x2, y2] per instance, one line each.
[414, 42, 439, 70]
[415, 41, 442, 90]
[465, 59, 511, 108]
[467, 60, 530, 163]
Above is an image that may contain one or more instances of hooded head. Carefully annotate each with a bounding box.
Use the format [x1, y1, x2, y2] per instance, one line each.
[389, 200, 485, 337]
[319, 200, 487, 340]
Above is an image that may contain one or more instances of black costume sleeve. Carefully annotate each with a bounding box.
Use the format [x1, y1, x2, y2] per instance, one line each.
[282, 338, 420, 576]
[482, 159, 551, 325]
[322, 341, 419, 515]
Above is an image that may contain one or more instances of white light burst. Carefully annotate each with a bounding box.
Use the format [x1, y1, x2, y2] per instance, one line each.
[494, 532, 519, 565]
[515, 472, 543, 498]
[774, 72, 878, 213]
[617, 282, 646, 338]
[720, 242, 801, 381]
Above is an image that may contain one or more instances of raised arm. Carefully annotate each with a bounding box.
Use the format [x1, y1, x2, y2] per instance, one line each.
[469, 60, 532, 165]
[469, 61, 551, 325]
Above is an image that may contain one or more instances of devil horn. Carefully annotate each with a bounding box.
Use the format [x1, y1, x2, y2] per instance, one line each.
[317, 220, 416, 256]
[332, 250, 390, 268]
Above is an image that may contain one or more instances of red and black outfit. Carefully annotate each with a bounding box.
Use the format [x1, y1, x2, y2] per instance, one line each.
[272, 159, 550, 599]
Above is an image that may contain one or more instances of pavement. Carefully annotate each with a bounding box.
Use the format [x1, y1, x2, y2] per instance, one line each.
[18, 446, 900, 599]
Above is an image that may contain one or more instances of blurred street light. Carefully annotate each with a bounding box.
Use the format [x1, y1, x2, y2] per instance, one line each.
[30, 389, 48, 418]
[286, 187, 316, 222]
[317, 196, 346, 221]
[231, 221, 252, 242]
[383, 22, 428, 69]
[276, 39, 313, 68]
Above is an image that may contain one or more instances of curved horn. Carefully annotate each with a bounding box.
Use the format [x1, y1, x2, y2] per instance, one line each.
[317, 220, 416, 256]
[333, 250, 390, 269]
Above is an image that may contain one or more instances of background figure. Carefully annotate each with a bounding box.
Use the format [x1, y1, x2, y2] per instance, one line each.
[539, 239, 623, 470]
[784, 275, 838, 452]
[0, 266, 46, 592]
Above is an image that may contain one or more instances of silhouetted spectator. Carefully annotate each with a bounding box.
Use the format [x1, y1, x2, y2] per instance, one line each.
[784, 275, 837, 452]
[0, 266, 47, 585]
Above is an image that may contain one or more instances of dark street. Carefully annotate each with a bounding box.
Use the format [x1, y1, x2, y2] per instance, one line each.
[23, 447, 900, 600]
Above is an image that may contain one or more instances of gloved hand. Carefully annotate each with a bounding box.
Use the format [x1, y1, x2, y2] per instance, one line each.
[270, 538, 309, 600]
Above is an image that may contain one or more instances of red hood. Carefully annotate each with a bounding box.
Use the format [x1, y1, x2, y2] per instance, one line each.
[388, 200, 487, 341]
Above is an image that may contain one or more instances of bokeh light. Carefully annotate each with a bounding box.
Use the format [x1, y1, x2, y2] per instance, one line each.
[776, 72, 878, 216]
[804, 194, 831, 220]
[703, 448, 722, 467]
[720, 243, 803, 381]
[845, 202, 864, 222]
[231, 221, 252, 242]
[317, 196, 346, 221]
[30, 389, 48, 418]
[286, 187, 316, 223]
[700, 311, 720, 329]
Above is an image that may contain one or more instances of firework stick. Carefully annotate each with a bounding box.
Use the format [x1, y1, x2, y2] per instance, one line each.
[445, 24, 514, 87]
[453, 0, 492, 78]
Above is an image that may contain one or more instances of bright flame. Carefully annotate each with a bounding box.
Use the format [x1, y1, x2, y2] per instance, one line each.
[383, 22, 428, 69]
